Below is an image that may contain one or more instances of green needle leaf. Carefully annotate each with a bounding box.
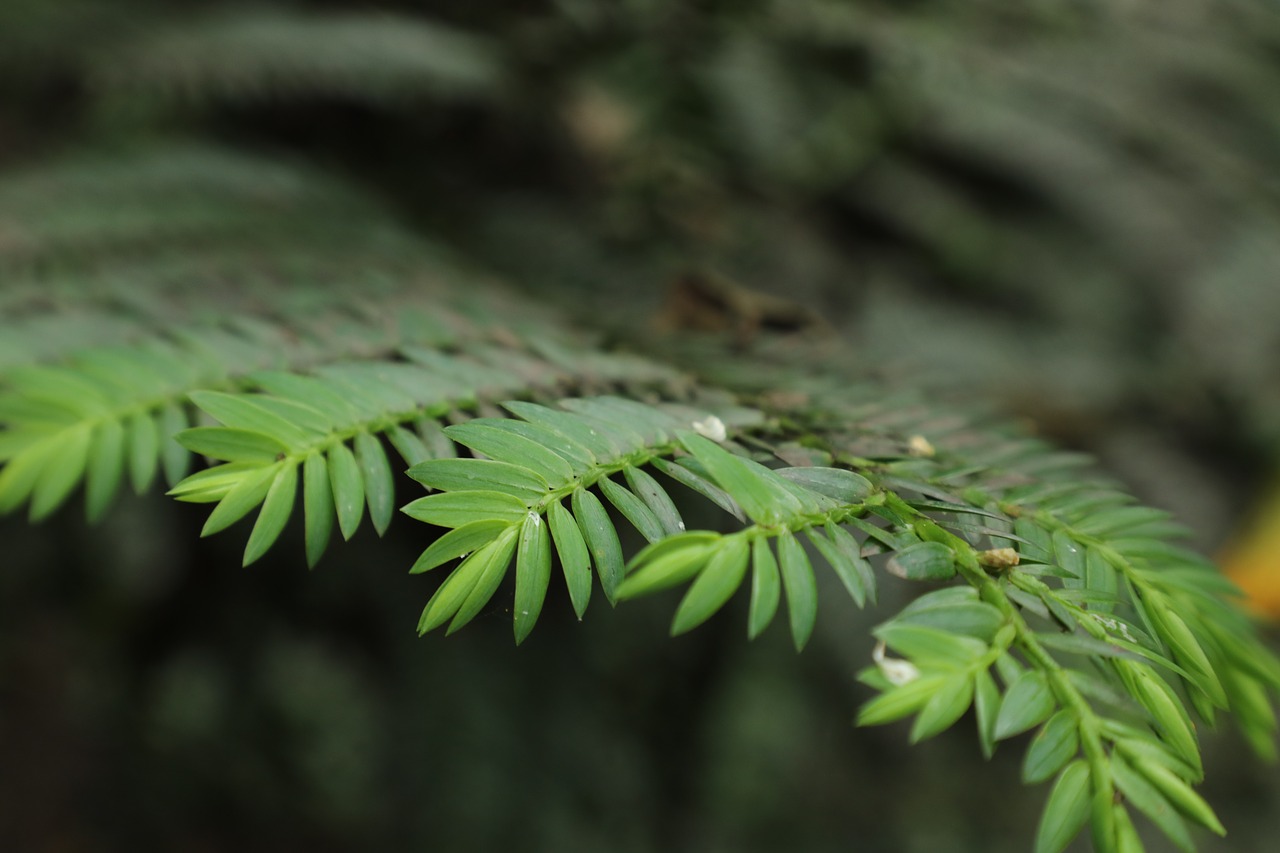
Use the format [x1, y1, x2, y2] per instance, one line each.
[86, 419, 126, 522]
[1130, 752, 1226, 836]
[650, 457, 745, 523]
[448, 526, 518, 635]
[679, 431, 800, 525]
[910, 673, 975, 742]
[249, 371, 357, 422]
[617, 533, 718, 599]
[355, 431, 395, 535]
[201, 463, 278, 536]
[244, 462, 298, 566]
[168, 461, 261, 503]
[1052, 530, 1086, 580]
[1034, 760, 1091, 853]
[886, 541, 957, 582]
[178, 427, 289, 462]
[897, 598, 1005, 643]
[748, 536, 781, 640]
[777, 529, 817, 652]
[572, 487, 624, 603]
[776, 466, 874, 504]
[995, 670, 1057, 741]
[445, 422, 575, 485]
[402, 489, 528, 529]
[1128, 663, 1202, 775]
[1112, 805, 1145, 853]
[599, 475, 665, 543]
[857, 675, 949, 727]
[1085, 547, 1119, 612]
[463, 416, 594, 474]
[1023, 710, 1080, 784]
[387, 425, 432, 466]
[188, 390, 313, 447]
[418, 558, 484, 633]
[407, 457, 548, 503]
[417, 527, 518, 636]
[548, 499, 591, 619]
[623, 465, 685, 536]
[30, 423, 91, 520]
[158, 402, 191, 487]
[0, 440, 55, 514]
[501, 401, 611, 461]
[410, 519, 512, 574]
[827, 521, 876, 604]
[805, 524, 867, 607]
[302, 451, 334, 568]
[514, 511, 552, 644]
[416, 418, 457, 460]
[873, 624, 988, 668]
[974, 667, 1000, 760]
[1148, 605, 1228, 708]
[1111, 752, 1195, 853]
[328, 441, 365, 540]
[127, 411, 160, 493]
[671, 534, 750, 636]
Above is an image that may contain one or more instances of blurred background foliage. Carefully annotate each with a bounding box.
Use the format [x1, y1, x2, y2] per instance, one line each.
[2, 0, 1280, 850]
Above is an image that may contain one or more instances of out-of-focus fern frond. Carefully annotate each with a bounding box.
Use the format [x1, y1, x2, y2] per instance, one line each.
[0, 145, 396, 274]
[89, 11, 501, 107]
[0, 0, 125, 75]
[527, 0, 1280, 420]
[0, 145, 681, 525]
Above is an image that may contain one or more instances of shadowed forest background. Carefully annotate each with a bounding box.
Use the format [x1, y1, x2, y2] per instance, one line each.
[2, 1, 1280, 850]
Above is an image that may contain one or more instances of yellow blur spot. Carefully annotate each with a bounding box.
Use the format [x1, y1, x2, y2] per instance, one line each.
[1221, 490, 1280, 620]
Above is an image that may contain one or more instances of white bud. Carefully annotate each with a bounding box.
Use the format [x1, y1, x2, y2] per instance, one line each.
[692, 415, 727, 442]
[873, 640, 920, 686]
[907, 435, 935, 457]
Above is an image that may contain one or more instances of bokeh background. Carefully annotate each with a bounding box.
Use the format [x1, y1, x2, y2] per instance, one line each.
[2, 1, 1280, 850]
